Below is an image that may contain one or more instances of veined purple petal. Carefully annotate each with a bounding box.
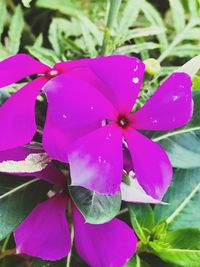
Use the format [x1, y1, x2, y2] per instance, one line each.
[43, 74, 116, 162]
[14, 193, 71, 260]
[125, 128, 173, 200]
[0, 77, 46, 151]
[0, 54, 49, 88]
[68, 125, 123, 195]
[132, 72, 193, 130]
[0, 146, 66, 187]
[73, 205, 137, 267]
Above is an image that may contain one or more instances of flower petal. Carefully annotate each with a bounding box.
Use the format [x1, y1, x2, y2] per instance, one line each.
[125, 129, 173, 200]
[43, 74, 116, 162]
[0, 77, 47, 151]
[68, 125, 123, 194]
[14, 193, 70, 260]
[56, 56, 145, 112]
[132, 72, 193, 130]
[0, 146, 65, 187]
[73, 206, 137, 267]
[88, 55, 145, 112]
[121, 176, 165, 204]
[0, 54, 49, 88]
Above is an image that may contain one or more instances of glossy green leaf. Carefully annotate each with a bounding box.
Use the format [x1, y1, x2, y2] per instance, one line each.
[150, 229, 200, 266]
[0, 0, 7, 38]
[155, 168, 200, 230]
[69, 186, 121, 224]
[0, 174, 50, 240]
[128, 204, 155, 243]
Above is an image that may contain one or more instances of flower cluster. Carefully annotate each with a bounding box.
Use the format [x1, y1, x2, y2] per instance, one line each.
[0, 54, 193, 265]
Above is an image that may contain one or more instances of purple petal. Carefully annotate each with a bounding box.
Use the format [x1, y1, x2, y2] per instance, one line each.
[14, 193, 71, 260]
[0, 54, 49, 88]
[43, 74, 115, 162]
[56, 56, 145, 113]
[73, 206, 137, 267]
[89, 55, 145, 112]
[132, 72, 193, 130]
[0, 77, 47, 151]
[125, 128, 173, 200]
[68, 125, 123, 195]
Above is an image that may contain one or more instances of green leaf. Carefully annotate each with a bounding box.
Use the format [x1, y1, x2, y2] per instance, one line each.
[177, 55, 200, 78]
[169, 0, 185, 34]
[170, 44, 200, 58]
[7, 5, 24, 54]
[150, 229, 200, 266]
[126, 254, 151, 267]
[154, 168, 200, 230]
[69, 186, 121, 224]
[0, 0, 7, 39]
[22, 0, 32, 7]
[141, 0, 168, 50]
[0, 174, 51, 240]
[118, 0, 141, 38]
[123, 26, 165, 43]
[151, 91, 200, 169]
[193, 75, 200, 90]
[115, 42, 160, 55]
[128, 204, 155, 243]
[26, 46, 59, 66]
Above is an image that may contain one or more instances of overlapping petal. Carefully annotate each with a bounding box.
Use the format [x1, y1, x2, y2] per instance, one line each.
[14, 193, 70, 260]
[0, 54, 49, 88]
[0, 146, 65, 186]
[132, 72, 193, 130]
[0, 77, 47, 151]
[125, 128, 173, 200]
[43, 74, 116, 162]
[72, 205, 137, 267]
[88, 55, 145, 112]
[68, 124, 123, 194]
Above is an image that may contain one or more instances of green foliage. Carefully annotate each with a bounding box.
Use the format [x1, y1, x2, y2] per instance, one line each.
[69, 186, 121, 224]
[0, 174, 51, 241]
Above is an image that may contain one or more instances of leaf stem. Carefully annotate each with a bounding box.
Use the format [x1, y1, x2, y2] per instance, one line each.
[101, 0, 122, 55]
[1, 234, 11, 253]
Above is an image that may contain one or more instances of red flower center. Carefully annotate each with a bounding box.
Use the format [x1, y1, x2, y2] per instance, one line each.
[44, 68, 60, 79]
[117, 114, 130, 129]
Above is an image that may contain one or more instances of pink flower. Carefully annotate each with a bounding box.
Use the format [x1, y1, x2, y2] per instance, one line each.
[43, 56, 193, 199]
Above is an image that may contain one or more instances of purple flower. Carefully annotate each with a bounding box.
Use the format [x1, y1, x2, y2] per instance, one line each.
[43, 56, 193, 199]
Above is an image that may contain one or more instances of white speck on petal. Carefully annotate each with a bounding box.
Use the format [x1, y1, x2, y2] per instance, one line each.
[90, 106, 94, 110]
[172, 95, 179, 101]
[132, 77, 139, 84]
[62, 114, 67, 119]
[133, 65, 139, 72]
[98, 156, 102, 163]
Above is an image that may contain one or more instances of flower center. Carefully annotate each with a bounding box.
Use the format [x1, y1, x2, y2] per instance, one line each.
[44, 68, 60, 79]
[117, 114, 130, 129]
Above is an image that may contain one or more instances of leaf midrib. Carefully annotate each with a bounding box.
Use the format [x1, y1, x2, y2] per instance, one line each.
[0, 178, 39, 200]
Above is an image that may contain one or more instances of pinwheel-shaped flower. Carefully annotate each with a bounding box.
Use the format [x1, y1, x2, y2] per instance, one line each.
[1, 147, 137, 265]
[43, 56, 193, 199]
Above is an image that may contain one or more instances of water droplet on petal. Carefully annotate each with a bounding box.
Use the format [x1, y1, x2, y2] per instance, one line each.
[132, 77, 139, 84]
[62, 114, 67, 119]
